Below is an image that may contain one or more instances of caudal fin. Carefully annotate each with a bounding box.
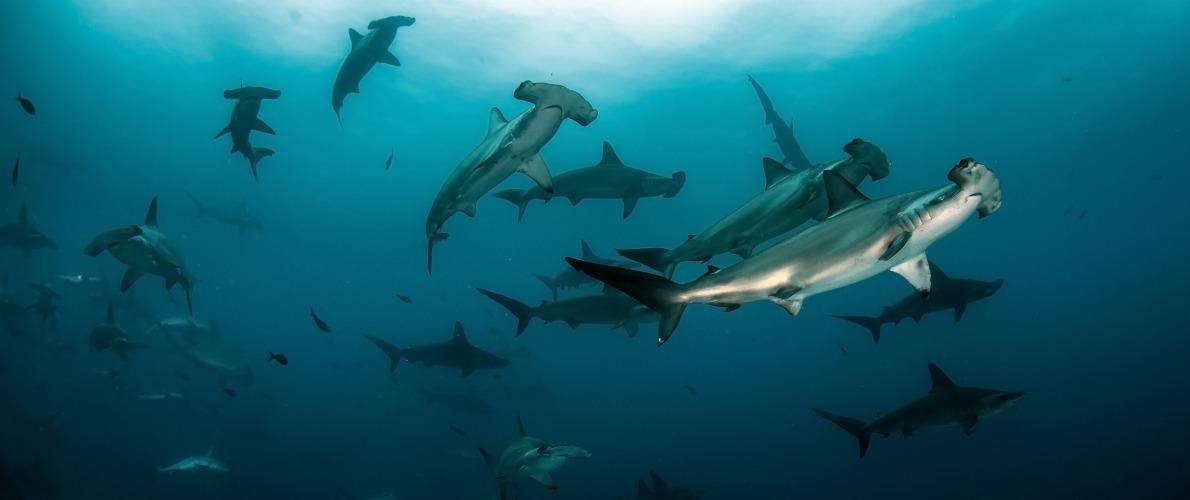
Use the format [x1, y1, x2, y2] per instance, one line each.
[493, 189, 530, 222]
[565, 258, 687, 346]
[363, 334, 403, 373]
[476, 288, 533, 335]
[427, 233, 449, 274]
[829, 315, 883, 344]
[812, 408, 872, 457]
[616, 247, 675, 278]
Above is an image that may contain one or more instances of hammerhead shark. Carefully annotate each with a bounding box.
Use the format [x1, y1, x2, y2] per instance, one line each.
[215, 85, 280, 181]
[478, 287, 655, 338]
[425, 81, 598, 273]
[618, 138, 889, 278]
[331, 15, 416, 125]
[747, 74, 813, 171]
[494, 141, 686, 220]
[0, 201, 57, 259]
[363, 322, 509, 381]
[478, 413, 590, 500]
[568, 158, 1003, 345]
[831, 262, 1004, 344]
[813, 363, 1025, 457]
[84, 197, 196, 315]
[187, 192, 264, 234]
[532, 240, 640, 300]
[636, 469, 712, 500]
[89, 303, 150, 362]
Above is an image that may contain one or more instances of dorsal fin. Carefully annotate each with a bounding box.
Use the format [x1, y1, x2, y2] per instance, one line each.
[487, 107, 508, 136]
[928, 261, 950, 282]
[451, 322, 469, 344]
[17, 201, 28, 225]
[105, 302, 116, 324]
[822, 170, 870, 219]
[699, 265, 720, 278]
[927, 363, 958, 394]
[144, 197, 160, 226]
[206, 447, 214, 456]
[686, 234, 696, 241]
[761, 157, 793, 189]
[598, 141, 624, 166]
[515, 412, 528, 437]
[649, 469, 669, 490]
[579, 239, 597, 259]
[637, 480, 652, 497]
[348, 28, 363, 46]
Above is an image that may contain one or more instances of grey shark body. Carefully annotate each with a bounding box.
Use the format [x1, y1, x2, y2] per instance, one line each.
[187, 192, 264, 234]
[163, 329, 253, 386]
[89, 303, 150, 362]
[619, 139, 889, 278]
[0, 202, 57, 259]
[83, 197, 196, 315]
[532, 240, 639, 300]
[478, 288, 655, 338]
[832, 262, 1004, 343]
[157, 449, 230, 474]
[569, 158, 1003, 345]
[419, 386, 497, 416]
[636, 469, 711, 500]
[813, 363, 1024, 457]
[478, 414, 590, 500]
[364, 322, 509, 380]
[747, 74, 812, 171]
[215, 86, 280, 181]
[148, 316, 221, 345]
[331, 16, 416, 125]
[425, 81, 598, 273]
[495, 141, 686, 220]
[25, 282, 61, 329]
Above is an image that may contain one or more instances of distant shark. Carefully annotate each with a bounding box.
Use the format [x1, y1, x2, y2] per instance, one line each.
[618, 139, 889, 278]
[25, 282, 61, 330]
[162, 328, 253, 387]
[531, 240, 640, 300]
[187, 192, 264, 234]
[424, 81, 598, 273]
[419, 386, 497, 416]
[147, 316, 221, 345]
[331, 15, 416, 126]
[215, 85, 280, 181]
[478, 414, 590, 500]
[747, 74, 812, 171]
[0, 201, 57, 259]
[478, 287, 655, 338]
[364, 322, 510, 381]
[831, 262, 1004, 344]
[636, 469, 712, 500]
[84, 197, 196, 315]
[568, 158, 1003, 345]
[813, 363, 1024, 457]
[89, 303, 150, 362]
[157, 448, 230, 474]
[494, 141, 686, 220]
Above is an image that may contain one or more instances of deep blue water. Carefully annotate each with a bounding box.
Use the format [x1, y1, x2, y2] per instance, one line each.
[2, 0, 1189, 499]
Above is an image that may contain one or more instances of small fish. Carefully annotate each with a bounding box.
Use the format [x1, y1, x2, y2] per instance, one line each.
[260, 392, 274, 401]
[1152, 174, 1163, 181]
[1078, 209, 1089, 220]
[310, 307, 331, 332]
[385, 151, 394, 170]
[92, 368, 121, 378]
[1062, 76, 1073, 83]
[488, 327, 500, 336]
[221, 387, 237, 398]
[268, 351, 289, 366]
[206, 405, 219, 415]
[493, 373, 502, 380]
[1062, 206, 1072, 216]
[449, 425, 467, 436]
[174, 370, 191, 381]
[839, 345, 849, 357]
[15, 91, 35, 115]
[684, 384, 698, 395]
[10, 157, 17, 186]
[396, 294, 413, 304]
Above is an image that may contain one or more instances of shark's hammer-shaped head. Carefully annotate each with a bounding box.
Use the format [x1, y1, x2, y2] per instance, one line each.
[843, 138, 891, 181]
[368, 16, 416, 30]
[83, 226, 143, 257]
[948, 158, 1002, 218]
[976, 390, 1026, 417]
[514, 81, 599, 126]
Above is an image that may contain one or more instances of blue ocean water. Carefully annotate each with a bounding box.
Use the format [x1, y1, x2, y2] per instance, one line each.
[1, 0, 1188, 498]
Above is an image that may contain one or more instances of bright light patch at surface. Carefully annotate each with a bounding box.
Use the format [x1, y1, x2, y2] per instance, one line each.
[79, 0, 963, 98]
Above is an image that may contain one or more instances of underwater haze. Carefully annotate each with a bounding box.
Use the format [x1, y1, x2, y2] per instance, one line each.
[2, 0, 1189, 498]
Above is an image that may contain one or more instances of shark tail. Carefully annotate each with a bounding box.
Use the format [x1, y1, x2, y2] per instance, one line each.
[811, 408, 872, 457]
[665, 171, 687, 198]
[530, 273, 558, 301]
[616, 247, 675, 278]
[829, 315, 883, 344]
[186, 192, 208, 218]
[493, 189, 531, 222]
[476, 288, 533, 336]
[565, 258, 687, 346]
[427, 233, 449, 275]
[248, 148, 275, 181]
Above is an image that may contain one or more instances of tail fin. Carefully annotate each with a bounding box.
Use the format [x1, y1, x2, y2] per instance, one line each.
[616, 247, 675, 277]
[811, 408, 872, 457]
[565, 258, 687, 346]
[829, 315, 883, 344]
[493, 189, 530, 222]
[427, 232, 449, 274]
[363, 334, 403, 373]
[665, 171, 687, 198]
[248, 148, 275, 181]
[530, 273, 558, 301]
[476, 288, 533, 336]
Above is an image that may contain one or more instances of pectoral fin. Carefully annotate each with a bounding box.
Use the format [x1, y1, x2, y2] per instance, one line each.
[518, 154, 554, 194]
[960, 413, 979, 436]
[890, 254, 931, 297]
[252, 118, 276, 135]
[120, 267, 145, 292]
[529, 472, 557, 489]
[880, 232, 912, 261]
[622, 196, 639, 218]
[377, 50, 401, 67]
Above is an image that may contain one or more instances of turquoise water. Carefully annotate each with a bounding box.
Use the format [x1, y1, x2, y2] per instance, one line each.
[1, 0, 1188, 498]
